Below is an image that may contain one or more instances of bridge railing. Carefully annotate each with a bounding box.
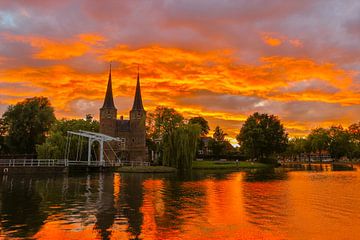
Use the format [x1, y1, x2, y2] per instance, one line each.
[66, 161, 123, 167]
[0, 159, 150, 167]
[120, 160, 150, 167]
[0, 159, 66, 167]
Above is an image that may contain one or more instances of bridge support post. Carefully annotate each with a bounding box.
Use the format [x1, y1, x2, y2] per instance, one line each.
[87, 139, 93, 166]
[100, 141, 104, 166]
[66, 130, 122, 168]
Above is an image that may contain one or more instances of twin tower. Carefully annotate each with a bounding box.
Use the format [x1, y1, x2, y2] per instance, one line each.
[99, 66, 147, 163]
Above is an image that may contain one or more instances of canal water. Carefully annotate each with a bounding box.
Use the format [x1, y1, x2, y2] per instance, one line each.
[0, 165, 359, 240]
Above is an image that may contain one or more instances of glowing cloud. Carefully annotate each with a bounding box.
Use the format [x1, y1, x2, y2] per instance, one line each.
[262, 34, 282, 47]
[0, 0, 359, 140]
[2, 33, 104, 60]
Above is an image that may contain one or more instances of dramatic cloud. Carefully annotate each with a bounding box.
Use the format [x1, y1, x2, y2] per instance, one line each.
[0, 0, 359, 141]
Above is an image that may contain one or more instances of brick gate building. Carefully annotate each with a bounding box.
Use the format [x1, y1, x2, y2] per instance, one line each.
[99, 66, 147, 163]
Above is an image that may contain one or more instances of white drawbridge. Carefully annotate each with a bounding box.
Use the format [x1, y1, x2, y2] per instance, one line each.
[64, 130, 125, 166]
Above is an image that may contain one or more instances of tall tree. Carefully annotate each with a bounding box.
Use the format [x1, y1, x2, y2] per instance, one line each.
[213, 126, 227, 141]
[188, 116, 210, 136]
[307, 128, 330, 160]
[286, 137, 306, 161]
[236, 112, 288, 163]
[208, 126, 229, 158]
[0, 118, 7, 154]
[188, 116, 210, 155]
[146, 106, 184, 140]
[162, 124, 201, 170]
[2, 97, 55, 155]
[36, 119, 99, 159]
[328, 125, 351, 160]
[348, 122, 360, 159]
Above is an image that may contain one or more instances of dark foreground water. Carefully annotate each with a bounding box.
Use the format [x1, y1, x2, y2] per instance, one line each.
[0, 165, 359, 240]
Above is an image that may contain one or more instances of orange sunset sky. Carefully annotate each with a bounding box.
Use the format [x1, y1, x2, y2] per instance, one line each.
[0, 0, 359, 143]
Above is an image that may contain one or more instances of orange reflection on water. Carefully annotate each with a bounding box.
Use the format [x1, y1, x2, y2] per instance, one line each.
[286, 171, 360, 240]
[136, 173, 286, 240]
[113, 173, 121, 205]
[140, 179, 165, 240]
[33, 214, 97, 240]
[2, 169, 359, 240]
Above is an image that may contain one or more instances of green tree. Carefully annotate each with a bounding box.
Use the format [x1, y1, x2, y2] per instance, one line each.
[188, 116, 210, 155]
[348, 122, 360, 159]
[207, 126, 229, 158]
[162, 124, 201, 170]
[286, 137, 306, 161]
[328, 125, 351, 160]
[307, 128, 330, 161]
[146, 106, 184, 140]
[236, 112, 288, 163]
[208, 139, 227, 158]
[2, 97, 55, 154]
[188, 116, 210, 136]
[36, 118, 99, 159]
[0, 118, 7, 154]
[146, 106, 184, 162]
[146, 107, 202, 170]
[213, 126, 227, 141]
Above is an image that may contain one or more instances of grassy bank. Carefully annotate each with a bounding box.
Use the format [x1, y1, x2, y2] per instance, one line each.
[116, 161, 269, 173]
[117, 166, 176, 173]
[192, 160, 269, 170]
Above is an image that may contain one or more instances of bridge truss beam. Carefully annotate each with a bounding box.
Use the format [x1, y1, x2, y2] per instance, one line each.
[65, 130, 125, 166]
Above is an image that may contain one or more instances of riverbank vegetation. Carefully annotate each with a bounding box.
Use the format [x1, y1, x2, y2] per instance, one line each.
[117, 166, 176, 173]
[192, 160, 269, 170]
[236, 112, 288, 163]
[146, 106, 201, 171]
[0, 97, 359, 170]
[36, 117, 99, 159]
[285, 124, 360, 161]
[0, 97, 55, 155]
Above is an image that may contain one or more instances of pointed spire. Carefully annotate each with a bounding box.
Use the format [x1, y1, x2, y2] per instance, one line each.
[131, 66, 144, 111]
[101, 63, 116, 109]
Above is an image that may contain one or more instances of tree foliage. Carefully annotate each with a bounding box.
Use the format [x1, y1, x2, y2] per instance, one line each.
[146, 106, 184, 140]
[284, 123, 360, 161]
[237, 112, 288, 162]
[328, 126, 352, 160]
[213, 126, 227, 141]
[307, 128, 331, 157]
[208, 139, 227, 158]
[348, 122, 360, 158]
[285, 137, 307, 160]
[207, 126, 229, 158]
[146, 107, 201, 170]
[189, 116, 210, 136]
[0, 118, 7, 154]
[36, 118, 99, 159]
[2, 97, 55, 154]
[162, 124, 201, 170]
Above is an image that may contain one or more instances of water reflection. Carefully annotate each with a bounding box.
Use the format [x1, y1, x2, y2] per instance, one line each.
[94, 173, 115, 239]
[244, 168, 288, 182]
[282, 163, 355, 172]
[0, 167, 359, 240]
[242, 170, 289, 233]
[120, 174, 145, 239]
[0, 175, 47, 238]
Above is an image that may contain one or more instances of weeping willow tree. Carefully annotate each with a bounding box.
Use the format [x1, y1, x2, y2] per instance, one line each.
[162, 124, 201, 171]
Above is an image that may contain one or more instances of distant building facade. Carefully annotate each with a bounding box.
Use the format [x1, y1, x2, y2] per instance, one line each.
[99, 66, 147, 163]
